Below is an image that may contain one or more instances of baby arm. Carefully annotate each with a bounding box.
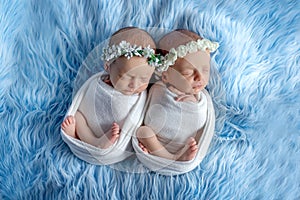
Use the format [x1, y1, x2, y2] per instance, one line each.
[75, 111, 120, 149]
[167, 85, 198, 102]
[137, 126, 176, 159]
[137, 126, 198, 161]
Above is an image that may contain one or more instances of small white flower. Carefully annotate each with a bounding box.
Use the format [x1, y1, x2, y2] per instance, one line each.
[210, 42, 219, 52]
[119, 41, 130, 49]
[196, 39, 205, 51]
[176, 45, 187, 58]
[160, 52, 176, 71]
[108, 46, 113, 54]
[158, 57, 169, 72]
[169, 48, 177, 55]
[165, 48, 177, 64]
[143, 46, 155, 58]
[117, 49, 122, 57]
[186, 41, 198, 53]
[202, 39, 211, 51]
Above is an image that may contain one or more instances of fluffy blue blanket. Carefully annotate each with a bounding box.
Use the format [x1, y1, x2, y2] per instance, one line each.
[0, 0, 299, 199]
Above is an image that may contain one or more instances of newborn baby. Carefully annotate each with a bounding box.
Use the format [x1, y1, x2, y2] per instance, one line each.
[137, 29, 219, 161]
[61, 27, 157, 149]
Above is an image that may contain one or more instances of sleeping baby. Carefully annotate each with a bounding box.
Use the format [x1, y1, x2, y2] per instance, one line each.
[61, 27, 161, 164]
[136, 29, 219, 162]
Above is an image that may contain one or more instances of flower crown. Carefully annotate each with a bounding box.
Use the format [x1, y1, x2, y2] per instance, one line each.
[160, 38, 219, 72]
[101, 41, 162, 68]
[101, 39, 219, 72]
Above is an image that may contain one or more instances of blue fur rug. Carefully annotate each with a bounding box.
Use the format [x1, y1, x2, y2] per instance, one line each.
[0, 0, 299, 199]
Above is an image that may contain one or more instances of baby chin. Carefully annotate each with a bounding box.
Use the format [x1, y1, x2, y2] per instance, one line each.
[192, 86, 203, 94]
[120, 89, 141, 96]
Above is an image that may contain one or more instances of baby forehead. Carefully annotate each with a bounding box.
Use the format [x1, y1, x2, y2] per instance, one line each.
[117, 65, 153, 76]
[174, 63, 208, 73]
[177, 52, 211, 69]
[120, 71, 153, 79]
[110, 29, 155, 48]
[158, 32, 193, 50]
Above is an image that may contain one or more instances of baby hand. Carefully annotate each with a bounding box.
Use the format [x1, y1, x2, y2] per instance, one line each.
[168, 85, 198, 102]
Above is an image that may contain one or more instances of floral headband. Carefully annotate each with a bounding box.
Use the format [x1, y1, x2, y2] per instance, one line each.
[160, 38, 219, 72]
[101, 39, 219, 72]
[101, 41, 162, 68]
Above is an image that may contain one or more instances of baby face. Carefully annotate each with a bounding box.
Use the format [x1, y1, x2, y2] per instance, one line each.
[163, 50, 210, 94]
[108, 56, 154, 95]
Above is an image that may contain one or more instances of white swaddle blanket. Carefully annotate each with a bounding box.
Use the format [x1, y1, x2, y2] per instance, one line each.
[132, 82, 215, 175]
[61, 71, 146, 165]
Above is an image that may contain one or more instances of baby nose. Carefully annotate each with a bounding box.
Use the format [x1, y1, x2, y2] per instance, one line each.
[193, 73, 201, 81]
[128, 79, 139, 89]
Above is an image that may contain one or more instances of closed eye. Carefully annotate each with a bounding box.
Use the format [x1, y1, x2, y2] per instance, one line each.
[119, 74, 131, 80]
[182, 74, 193, 77]
[140, 77, 149, 82]
[180, 70, 194, 77]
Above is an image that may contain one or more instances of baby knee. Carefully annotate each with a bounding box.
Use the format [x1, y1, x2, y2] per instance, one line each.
[136, 126, 155, 139]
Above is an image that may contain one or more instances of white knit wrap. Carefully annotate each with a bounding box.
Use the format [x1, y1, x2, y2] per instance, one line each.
[61, 71, 147, 165]
[132, 82, 215, 175]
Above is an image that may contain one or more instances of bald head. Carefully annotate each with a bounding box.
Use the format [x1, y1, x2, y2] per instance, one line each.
[158, 29, 202, 52]
[109, 27, 156, 49]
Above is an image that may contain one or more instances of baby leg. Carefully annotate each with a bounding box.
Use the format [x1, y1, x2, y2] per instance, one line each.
[137, 127, 198, 161]
[75, 111, 120, 149]
[74, 111, 92, 140]
[137, 126, 177, 160]
[61, 116, 78, 138]
[177, 137, 198, 161]
[99, 122, 120, 149]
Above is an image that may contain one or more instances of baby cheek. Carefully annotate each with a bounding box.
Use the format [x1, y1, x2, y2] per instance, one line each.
[135, 83, 148, 93]
[185, 76, 196, 84]
[113, 78, 129, 90]
[202, 76, 209, 85]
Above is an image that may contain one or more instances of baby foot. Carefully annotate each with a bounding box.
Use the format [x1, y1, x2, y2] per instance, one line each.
[101, 123, 120, 148]
[61, 116, 76, 138]
[110, 122, 120, 144]
[138, 141, 150, 154]
[177, 137, 198, 161]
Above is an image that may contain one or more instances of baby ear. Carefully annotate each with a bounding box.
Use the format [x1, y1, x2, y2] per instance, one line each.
[162, 71, 168, 83]
[104, 62, 110, 72]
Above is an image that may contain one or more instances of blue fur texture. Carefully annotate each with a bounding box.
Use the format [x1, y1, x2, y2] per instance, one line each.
[0, 0, 299, 199]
